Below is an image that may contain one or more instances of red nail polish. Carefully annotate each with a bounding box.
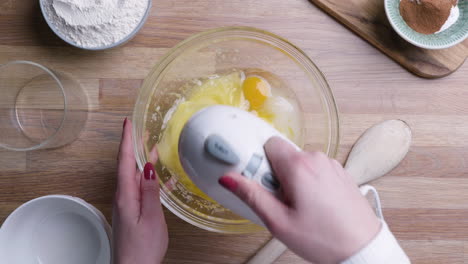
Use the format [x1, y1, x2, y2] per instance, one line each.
[144, 162, 155, 180]
[123, 117, 127, 128]
[219, 176, 238, 192]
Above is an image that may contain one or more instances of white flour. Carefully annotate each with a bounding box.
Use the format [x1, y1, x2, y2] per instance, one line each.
[42, 0, 148, 48]
[436, 4, 460, 33]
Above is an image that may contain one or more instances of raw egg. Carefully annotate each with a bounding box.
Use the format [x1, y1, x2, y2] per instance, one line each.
[242, 76, 271, 111]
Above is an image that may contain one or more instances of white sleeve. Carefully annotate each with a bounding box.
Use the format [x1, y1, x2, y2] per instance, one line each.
[341, 220, 410, 264]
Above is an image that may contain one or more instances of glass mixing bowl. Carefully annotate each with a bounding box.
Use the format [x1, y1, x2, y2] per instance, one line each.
[133, 27, 339, 233]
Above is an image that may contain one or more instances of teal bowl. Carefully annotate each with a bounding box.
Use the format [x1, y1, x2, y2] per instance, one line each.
[385, 0, 468, 49]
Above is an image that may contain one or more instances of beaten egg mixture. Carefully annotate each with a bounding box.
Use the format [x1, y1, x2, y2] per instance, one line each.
[158, 70, 300, 200]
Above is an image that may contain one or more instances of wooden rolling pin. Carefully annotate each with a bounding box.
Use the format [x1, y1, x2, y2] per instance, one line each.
[246, 120, 412, 264]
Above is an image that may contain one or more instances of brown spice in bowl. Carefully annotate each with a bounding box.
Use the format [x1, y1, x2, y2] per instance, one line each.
[399, 0, 458, 34]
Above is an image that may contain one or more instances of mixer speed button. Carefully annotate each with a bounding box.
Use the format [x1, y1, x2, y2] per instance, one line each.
[242, 154, 263, 178]
[205, 134, 240, 165]
[262, 172, 280, 191]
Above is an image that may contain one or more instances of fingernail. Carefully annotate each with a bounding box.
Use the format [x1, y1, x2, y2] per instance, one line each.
[219, 176, 238, 192]
[144, 162, 156, 180]
[123, 117, 127, 128]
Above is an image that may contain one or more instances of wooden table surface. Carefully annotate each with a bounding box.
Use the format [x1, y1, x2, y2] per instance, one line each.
[1, 0, 468, 263]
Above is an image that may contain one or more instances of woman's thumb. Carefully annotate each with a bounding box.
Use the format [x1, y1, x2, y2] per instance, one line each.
[219, 172, 289, 230]
[139, 162, 163, 221]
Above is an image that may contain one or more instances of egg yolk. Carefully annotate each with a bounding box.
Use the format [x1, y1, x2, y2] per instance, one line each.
[242, 76, 270, 110]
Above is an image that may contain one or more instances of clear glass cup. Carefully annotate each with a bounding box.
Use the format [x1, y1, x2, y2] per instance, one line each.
[133, 27, 340, 233]
[0, 61, 88, 151]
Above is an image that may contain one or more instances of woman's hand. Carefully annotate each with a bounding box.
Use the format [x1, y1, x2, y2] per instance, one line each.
[219, 137, 381, 264]
[113, 118, 168, 264]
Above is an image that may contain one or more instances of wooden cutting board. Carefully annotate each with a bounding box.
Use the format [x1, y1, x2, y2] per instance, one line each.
[309, 0, 468, 79]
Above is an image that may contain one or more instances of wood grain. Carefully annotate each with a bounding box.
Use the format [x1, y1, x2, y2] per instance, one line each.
[0, 0, 468, 263]
[309, 0, 468, 78]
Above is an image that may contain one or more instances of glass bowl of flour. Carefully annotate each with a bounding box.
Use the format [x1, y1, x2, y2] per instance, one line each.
[39, 0, 151, 50]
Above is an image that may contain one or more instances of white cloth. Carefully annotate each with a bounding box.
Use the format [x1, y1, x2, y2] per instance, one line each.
[341, 185, 410, 264]
[341, 220, 410, 264]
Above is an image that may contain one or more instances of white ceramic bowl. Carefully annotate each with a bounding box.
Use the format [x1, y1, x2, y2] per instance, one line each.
[39, 0, 152, 50]
[0, 195, 112, 264]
